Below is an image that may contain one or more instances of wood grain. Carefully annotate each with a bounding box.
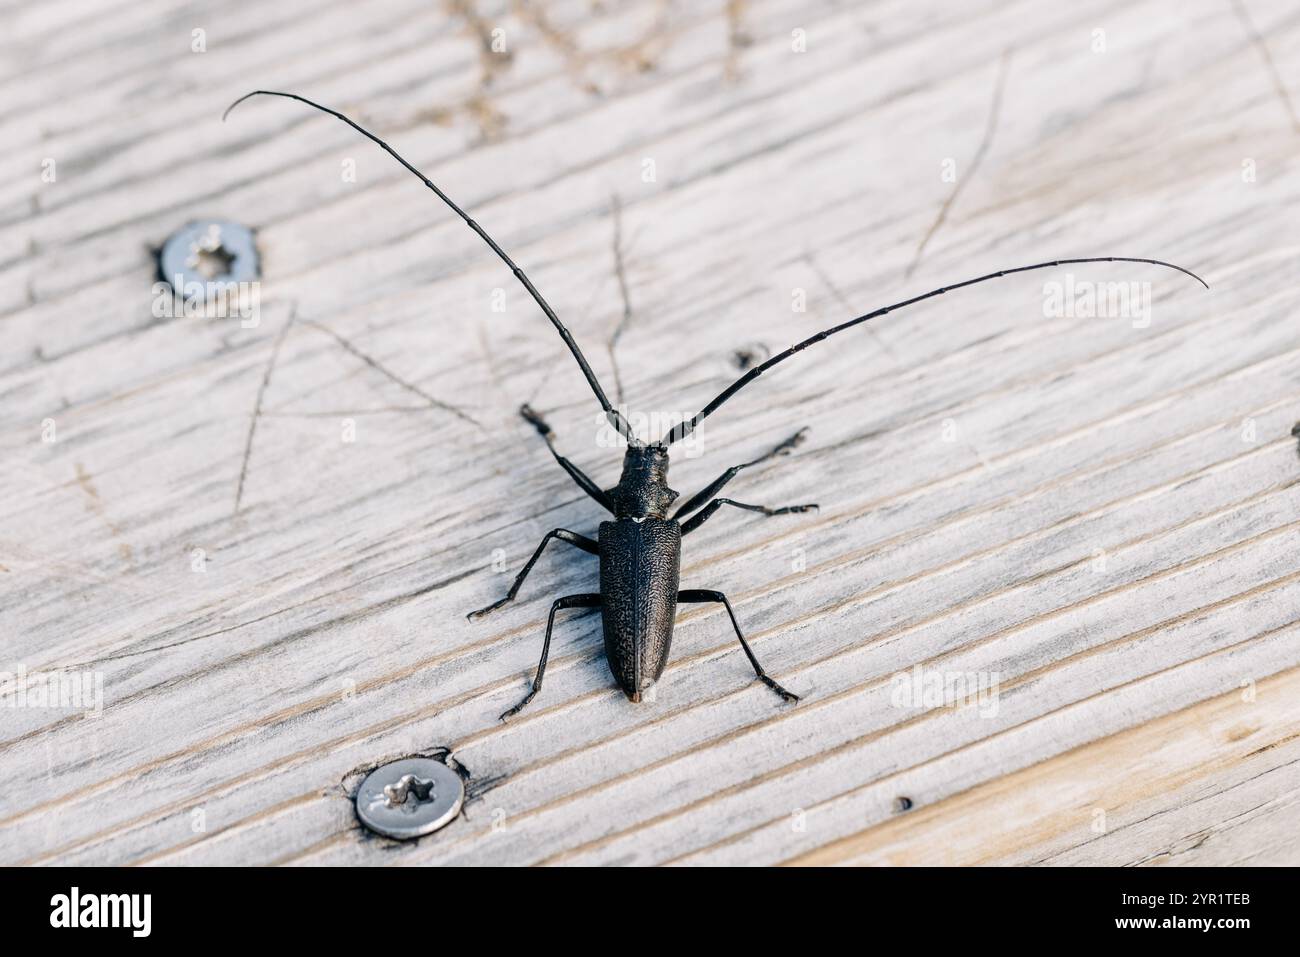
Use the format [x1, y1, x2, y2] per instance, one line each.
[1, 0, 1298, 866]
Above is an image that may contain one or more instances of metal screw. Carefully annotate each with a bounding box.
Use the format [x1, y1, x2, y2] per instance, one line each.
[159, 219, 259, 299]
[354, 757, 465, 840]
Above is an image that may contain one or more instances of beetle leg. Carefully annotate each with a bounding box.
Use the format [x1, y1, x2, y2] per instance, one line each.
[468, 529, 599, 620]
[520, 404, 616, 512]
[500, 593, 602, 721]
[677, 589, 799, 703]
[672, 427, 809, 521]
[679, 498, 818, 536]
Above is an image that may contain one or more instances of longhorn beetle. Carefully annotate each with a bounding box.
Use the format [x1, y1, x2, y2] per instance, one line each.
[225, 91, 1208, 720]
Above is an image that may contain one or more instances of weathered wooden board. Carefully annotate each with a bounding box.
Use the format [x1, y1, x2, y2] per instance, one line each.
[1, 0, 1299, 866]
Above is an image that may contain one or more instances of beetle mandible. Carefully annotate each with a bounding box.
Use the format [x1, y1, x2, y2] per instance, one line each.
[224, 91, 1208, 720]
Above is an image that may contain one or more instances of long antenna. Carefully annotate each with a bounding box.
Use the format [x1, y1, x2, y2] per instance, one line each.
[660, 257, 1208, 447]
[224, 90, 639, 445]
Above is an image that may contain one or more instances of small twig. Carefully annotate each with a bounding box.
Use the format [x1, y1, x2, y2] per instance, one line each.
[904, 49, 1012, 279]
[235, 304, 299, 515]
[302, 319, 481, 428]
[526, 201, 645, 408]
[803, 252, 898, 360]
[1229, 0, 1300, 135]
[260, 406, 433, 418]
[607, 193, 635, 405]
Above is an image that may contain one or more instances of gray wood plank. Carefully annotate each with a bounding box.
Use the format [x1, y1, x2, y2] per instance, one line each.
[2, 0, 1298, 866]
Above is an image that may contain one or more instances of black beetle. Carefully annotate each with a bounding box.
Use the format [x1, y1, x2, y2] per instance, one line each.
[224, 91, 1207, 720]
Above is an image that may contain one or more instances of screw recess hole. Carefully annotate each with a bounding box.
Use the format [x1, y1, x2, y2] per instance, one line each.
[191, 243, 237, 280]
[158, 219, 260, 294]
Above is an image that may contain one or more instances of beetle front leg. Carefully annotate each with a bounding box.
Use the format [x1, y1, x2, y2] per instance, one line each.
[679, 498, 818, 536]
[468, 529, 599, 620]
[500, 593, 602, 721]
[520, 404, 615, 512]
[677, 589, 798, 703]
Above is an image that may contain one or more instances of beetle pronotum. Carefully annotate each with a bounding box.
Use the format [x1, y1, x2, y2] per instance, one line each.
[225, 91, 1207, 720]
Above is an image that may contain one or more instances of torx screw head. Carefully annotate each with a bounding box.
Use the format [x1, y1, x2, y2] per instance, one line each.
[354, 757, 464, 840]
[160, 219, 259, 300]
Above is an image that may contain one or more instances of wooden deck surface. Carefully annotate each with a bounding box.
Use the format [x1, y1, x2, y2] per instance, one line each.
[2, 0, 1299, 866]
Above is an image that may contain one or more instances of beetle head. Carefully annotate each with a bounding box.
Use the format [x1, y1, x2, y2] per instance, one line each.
[608, 445, 678, 518]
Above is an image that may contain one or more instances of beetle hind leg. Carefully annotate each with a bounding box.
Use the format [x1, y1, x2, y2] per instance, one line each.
[500, 593, 601, 721]
[677, 588, 800, 704]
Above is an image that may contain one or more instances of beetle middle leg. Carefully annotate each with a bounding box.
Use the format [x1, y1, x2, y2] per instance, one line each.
[467, 529, 598, 620]
[677, 589, 799, 703]
[672, 427, 809, 520]
[679, 498, 818, 536]
[500, 593, 602, 721]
